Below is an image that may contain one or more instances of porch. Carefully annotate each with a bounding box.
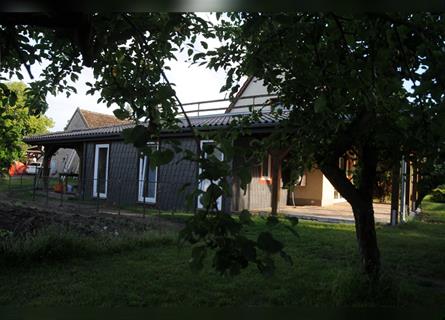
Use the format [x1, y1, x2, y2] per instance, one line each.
[253, 202, 391, 224]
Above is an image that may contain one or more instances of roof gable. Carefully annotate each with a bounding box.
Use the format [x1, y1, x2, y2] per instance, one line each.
[79, 109, 129, 128]
[225, 77, 277, 114]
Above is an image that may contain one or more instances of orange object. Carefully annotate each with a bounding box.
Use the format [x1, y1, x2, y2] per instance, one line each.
[8, 161, 27, 176]
[53, 183, 64, 193]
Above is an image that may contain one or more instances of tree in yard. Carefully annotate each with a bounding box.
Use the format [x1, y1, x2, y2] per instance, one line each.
[0, 81, 54, 172]
[1, 13, 445, 277]
[202, 13, 445, 275]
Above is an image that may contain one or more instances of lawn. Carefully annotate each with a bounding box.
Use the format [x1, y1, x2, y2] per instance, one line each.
[0, 198, 444, 307]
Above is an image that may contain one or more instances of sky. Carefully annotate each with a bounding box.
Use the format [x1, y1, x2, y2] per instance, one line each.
[3, 12, 233, 132]
[13, 54, 229, 132]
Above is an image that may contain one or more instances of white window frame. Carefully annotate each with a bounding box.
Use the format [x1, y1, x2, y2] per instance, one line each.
[260, 154, 272, 180]
[93, 144, 109, 199]
[197, 140, 224, 210]
[138, 143, 159, 204]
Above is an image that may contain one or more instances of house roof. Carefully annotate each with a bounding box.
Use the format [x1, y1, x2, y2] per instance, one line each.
[24, 111, 288, 144]
[225, 76, 254, 114]
[78, 108, 130, 128]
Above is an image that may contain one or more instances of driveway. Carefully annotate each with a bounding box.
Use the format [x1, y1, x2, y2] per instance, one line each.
[254, 201, 391, 224]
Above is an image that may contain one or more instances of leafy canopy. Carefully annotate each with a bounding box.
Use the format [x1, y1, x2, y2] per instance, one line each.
[0, 82, 54, 171]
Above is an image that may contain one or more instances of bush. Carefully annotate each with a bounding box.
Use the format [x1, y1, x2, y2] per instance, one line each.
[0, 227, 176, 267]
[430, 185, 445, 203]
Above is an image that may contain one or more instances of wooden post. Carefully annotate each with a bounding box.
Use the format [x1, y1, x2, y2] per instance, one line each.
[75, 144, 83, 197]
[42, 145, 55, 192]
[405, 161, 411, 213]
[390, 160, 400, 226]
[411, 162, 418, 211]
[270, 149, 289, 216]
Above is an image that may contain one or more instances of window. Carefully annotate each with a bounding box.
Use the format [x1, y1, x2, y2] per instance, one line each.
[197, 140, 224, 210]
[261, 154, 271, 180]
[93, 144, 109, 198]
[138, 144, 158, 203]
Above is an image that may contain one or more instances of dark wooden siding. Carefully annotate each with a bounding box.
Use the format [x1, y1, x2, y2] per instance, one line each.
[231, 138, 288, 212]
[81, 136, 278, 213]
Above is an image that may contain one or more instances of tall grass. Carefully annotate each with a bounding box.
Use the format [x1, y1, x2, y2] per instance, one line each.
[0, 227, 176, 267]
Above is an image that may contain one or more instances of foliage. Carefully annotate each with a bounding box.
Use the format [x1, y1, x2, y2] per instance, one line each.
[0, 82, 53, 172]
[201, 12, 445, 274]
[2, 13, 445, 276]
[430, 185, 445, 203]
[0, 227, 175, 267]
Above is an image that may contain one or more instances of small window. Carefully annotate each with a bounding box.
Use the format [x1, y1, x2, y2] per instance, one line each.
[339, 157, 346, 170]
[138, 144, 158, 203]
[261, 154, 271, 180]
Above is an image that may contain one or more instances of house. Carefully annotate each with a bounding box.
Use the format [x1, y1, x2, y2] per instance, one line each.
[24, 78, 352, 213]
[50, 108, 128, 175]
[226, 77, 352, 207]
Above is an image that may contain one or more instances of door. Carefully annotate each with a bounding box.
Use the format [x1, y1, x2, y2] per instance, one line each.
[138, 145, 158, 203]
[197, 140, 224, 210]
[93, 144, 109, 198]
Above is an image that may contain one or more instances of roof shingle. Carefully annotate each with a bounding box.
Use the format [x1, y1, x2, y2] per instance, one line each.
[24, 112, 287, 144]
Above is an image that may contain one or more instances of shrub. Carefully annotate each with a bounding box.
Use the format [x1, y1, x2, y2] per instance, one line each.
[0, 227, 176, 267]
[430, 185, 445, 203]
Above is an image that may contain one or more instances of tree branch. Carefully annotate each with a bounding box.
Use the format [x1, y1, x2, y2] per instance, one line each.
[121, 14, 201, 152]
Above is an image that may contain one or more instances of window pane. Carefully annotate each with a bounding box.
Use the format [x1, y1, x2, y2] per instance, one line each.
[98, 147, 107, 193]
[143, 157, 156, 198]
[262, 156, 269, 177]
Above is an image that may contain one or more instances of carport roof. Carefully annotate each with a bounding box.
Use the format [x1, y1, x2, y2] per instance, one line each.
[24, 111, 288, 144]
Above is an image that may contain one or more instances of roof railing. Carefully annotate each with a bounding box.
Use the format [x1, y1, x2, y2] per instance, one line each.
[179, 93, 277, 116]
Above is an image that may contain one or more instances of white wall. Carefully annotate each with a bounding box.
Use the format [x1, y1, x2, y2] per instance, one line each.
[229, 78, 277, 113]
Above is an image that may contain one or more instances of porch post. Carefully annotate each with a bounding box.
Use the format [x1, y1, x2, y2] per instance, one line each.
[411, 161, 418, 211]
[270, 149, 289, 216]
[42, 145, 56, 191]
[390, 160, 400, 226]
[75, 144, 83, 196]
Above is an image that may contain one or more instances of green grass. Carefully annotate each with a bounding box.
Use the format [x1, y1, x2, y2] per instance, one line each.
[0, 198, 444, 306]
[420, 195, 445, 223]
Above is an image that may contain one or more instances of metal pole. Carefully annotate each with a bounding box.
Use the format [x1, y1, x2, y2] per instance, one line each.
[390, 160, 400, 226]
[96, 177, 100, 214]
[400, 157, 407, 223]
[32, 172, 37, 201]
[60, 177, 64, 207]
[45, 176, 49, 206]
[118, 179, 121, 215]
[143, 177, 146, 218]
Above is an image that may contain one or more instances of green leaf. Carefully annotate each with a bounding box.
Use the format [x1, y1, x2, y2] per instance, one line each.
[286, 216, 299, 226]
[239, 209, 253, 225]
[189, 244, 206, 273]
[150, 148, 175, 167]
[257, 232, 283, 254]
[314, 95, 327, 113]
[266, 215, 280, 227]
[280, 250, 293, 265]
[8, 92, 17, 106]
[113, 108, 130, 120]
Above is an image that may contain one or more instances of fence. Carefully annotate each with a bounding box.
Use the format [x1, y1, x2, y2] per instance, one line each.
[2, 171, 199, 218]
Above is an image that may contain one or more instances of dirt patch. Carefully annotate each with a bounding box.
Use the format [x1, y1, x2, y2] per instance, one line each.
[0, 199, 183, 236]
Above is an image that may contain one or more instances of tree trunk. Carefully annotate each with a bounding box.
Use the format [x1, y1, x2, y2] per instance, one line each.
[319, 145, 380, 276]
[351, 196, 381, 275]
